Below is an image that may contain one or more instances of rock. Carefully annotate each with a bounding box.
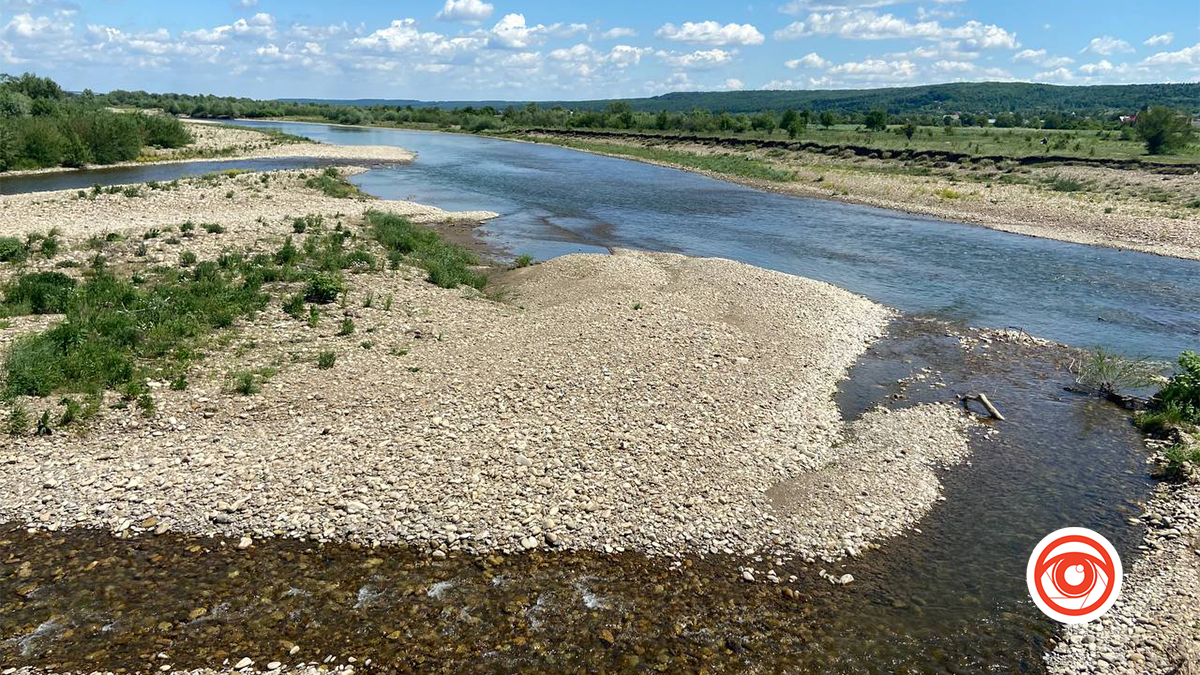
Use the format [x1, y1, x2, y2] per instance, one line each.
[267, 661, 282, 670]
[599, 629, 615, 646]
[235, 657, 254, 669]
[742, 570, 755, 582]
[838, 574, 854, 585]
[238, 536, 253, 550]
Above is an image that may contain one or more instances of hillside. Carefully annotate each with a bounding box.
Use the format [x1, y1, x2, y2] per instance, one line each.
[281, 82, 1200, 115]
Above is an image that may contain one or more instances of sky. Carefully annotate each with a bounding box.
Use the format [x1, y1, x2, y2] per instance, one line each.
[1, 0, 1197, 101]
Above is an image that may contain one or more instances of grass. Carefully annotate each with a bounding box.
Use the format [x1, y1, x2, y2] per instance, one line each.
[2, 272, 77, 316]
[317, 351, 336, 369]
[339, 318, 356, 336]
[510, 253, 536, 269]
[5, 403, 29, 436]
[536, 137, 795, 182]
[305, 167, 366, 199]
[1069, 348, 1164, 398]
[367, 210, 487, 290]
[935, 188, 962, 200]
[0, 237, 28, 263]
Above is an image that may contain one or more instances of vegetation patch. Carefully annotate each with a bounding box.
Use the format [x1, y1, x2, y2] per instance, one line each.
[305, 167, 366, 199]
[367, 210, 487, 290]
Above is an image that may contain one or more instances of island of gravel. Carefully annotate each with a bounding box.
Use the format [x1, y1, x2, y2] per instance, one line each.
[0, 160, 971, 569]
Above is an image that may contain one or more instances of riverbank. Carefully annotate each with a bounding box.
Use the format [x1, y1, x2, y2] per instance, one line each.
[0, 121, 414, 178]
[510, 130, 1200, 262]
[1047, 479, 1200, 675]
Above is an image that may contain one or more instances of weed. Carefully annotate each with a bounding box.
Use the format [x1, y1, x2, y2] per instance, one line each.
[58, 397, 81, 427]
[339, 318, 356, 336]
[282, 293, 306, 318]
[143, 228, 160, 240]
[2, 271, 77, 315]
[136, 243, 148, 257]
[228, 370, 261, 396]
[363, 292, 374, 308]
[935, 188, 962, 199]
[6, 403, 30, 436]
[511, 254, 535, 269]
[201, 223, 225, 234]
[384, 294, 394, 312]
[307, 305, 321, 327]
[1046, 174, 1089, 193]
[633, 302, 643, 310]
[179, 251, 197, 267]
[390, 345, 410, 357]
[368, 211, 486, 290]
[35, 410, 53, 436]
[305, 167, 364, 199]
[1157, 443, 1200, 482]
[170, 373, 189, 391]
[0, 237, 28, 263]
[360, 340, 374, 350]
[317, 351, 336, 369]
[1069, 348, 1164, 398]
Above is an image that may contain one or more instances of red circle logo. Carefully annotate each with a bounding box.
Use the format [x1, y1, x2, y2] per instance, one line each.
[1026, 527, 1122, 624]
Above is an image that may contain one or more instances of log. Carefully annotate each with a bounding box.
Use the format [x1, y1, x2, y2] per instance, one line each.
[963, 393, 1006, 421]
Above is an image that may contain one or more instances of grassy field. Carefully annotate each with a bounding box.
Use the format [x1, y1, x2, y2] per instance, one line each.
[523, 136, 795, 182]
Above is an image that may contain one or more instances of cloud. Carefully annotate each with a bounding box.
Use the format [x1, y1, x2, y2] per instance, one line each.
[1139, 42, 1200, 67]
[719, 78, 745, 90]
[435, 0, 494, 24]
[774, 10, 1017, 49]
[1012, 48, 1073, 68]
[181, 12, 276, 43]
[487, 13, 551, 49]
[1144, 33, 1173, 47]
[656, 48, 735, 69]
[779, 0, 964, 12]
[599, 27, 637, 39]
[655, 21, 764, 46]
[2, 11, 74, 41]
[1080, 36, 1133, 56]
[238, 0, 258, 7]
[1034, 67, 1073, 82]
[1078, 60, 1114, 75]
[547, 43, 651, 77]
[827, 58, 917, 81]
[784, 52, 830, 69]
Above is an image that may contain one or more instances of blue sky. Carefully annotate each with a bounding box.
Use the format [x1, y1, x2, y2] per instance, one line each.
[1, 0, 1197, 100]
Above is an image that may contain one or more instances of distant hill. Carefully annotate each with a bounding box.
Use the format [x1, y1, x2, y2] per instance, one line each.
[281, 82, 1200, 115]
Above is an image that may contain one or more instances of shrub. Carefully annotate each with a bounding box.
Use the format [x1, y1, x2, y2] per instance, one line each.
[3, 271, 77, 314]
[1136, 106, 1196, 155]
[0, 236, 27, 263]
[228, 370, 260, 396]
[305, 167, 361, 199]
[317, 351, 336, 369]
[137, 114, 193, 148]
[40, 234, 60, 258]
[179, 250, 197, 267]
[367, 210, 486, 290]
[339, 318, 356, 336]
[201, 223, 225, 234]
[304, 273, 344, 304]
[511, 254, 535, 269]
[1158, 443, 1200, 482]
[1153, 351, 1200, 425]
[5, 403, 29, 436]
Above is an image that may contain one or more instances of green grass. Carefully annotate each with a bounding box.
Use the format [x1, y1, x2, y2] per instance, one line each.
[536, 137, 795, 182]
[2, 272, 77, 316]
[317, 351, 336, 369]
[3, 265, 270, 399]
[367, 210, 487, 290]
[305, 167, 366, 199]
[0, 237, 27, 263]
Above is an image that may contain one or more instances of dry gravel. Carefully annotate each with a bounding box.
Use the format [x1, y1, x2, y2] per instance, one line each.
[0, 173, 975, 564]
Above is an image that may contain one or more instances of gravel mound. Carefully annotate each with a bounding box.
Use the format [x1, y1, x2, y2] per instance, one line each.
[0, 241, 972, 563]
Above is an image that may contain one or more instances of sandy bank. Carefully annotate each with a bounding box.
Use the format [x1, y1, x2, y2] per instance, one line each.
[518, 132, 1200, 262]
[0, 167, 973, 562]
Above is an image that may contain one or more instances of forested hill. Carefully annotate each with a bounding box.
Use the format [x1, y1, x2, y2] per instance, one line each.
[283, 82, 1200, 115]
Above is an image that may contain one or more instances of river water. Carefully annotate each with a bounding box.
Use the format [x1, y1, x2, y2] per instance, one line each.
[0, 122, 1183, 673]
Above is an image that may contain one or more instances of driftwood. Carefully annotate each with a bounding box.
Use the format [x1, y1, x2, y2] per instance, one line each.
[962, 393, 1006, 421]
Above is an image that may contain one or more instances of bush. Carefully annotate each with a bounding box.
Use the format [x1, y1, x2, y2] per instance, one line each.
[137, 114, 193, 148]
[1153, 351, 1200, 425]
[305, 167, 361, 198]
[1136, 106, 1196, 155]
[339, 318, 356, 336]
[3, 271, 77, 314]
[179, 250, 197, 267]
[228, 370, 260, 396]
[317, 351, 336, 369]
[304, 273, 344, 304]
[282, 293, 305, 318]
[0, 236, 26, 262]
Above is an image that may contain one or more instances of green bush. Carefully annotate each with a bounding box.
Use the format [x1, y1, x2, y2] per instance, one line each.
[0, 236, 26, 262]
[305, 167, 362, 198]
[137, 114, 193, 148]
[282, 293, 305, 318]
[304, 273, 344, 304]
[3, 271, 77, 314]
[1154, 351, 1200, 425]
[317, 351, 336, 369]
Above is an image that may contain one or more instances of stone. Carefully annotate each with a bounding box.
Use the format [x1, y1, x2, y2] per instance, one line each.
[235, 657, 254, 669]
[238, 536, 253, 550]
[838, 574, 854, 585]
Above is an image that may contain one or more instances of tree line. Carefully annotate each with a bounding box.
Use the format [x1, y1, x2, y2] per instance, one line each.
[0, 73, 193, 172]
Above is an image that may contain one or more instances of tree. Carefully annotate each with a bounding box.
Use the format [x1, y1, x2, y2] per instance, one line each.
[903, 122, 917, 140]
[1136, 106, 1196, 155]
[781, 109, 806, 139]
[819, 110, 835, 129]
[864, 109, 888, 132]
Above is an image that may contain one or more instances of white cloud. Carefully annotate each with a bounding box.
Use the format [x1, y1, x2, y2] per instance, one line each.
[655, 21, 764, 46]
[1034, 67, 1073, 82]
[487, 13, 551, 49]
[774, 10, 1017, 49]
[238, 0, 258, 7]
[1078, 59, 1114, 75]
[547, 43, 651, 77]
[1081, 36, 1133, 56]
[785, 52, 830, 69]
[779, 0, 965, 12]
[2, 11, 73, 41]
[1139, 42, 1200, 67]
[719, 78, 745, 90]
[1012, 48, 1072, 68]
[827, 58, 917, 81]
[932, 59, 974, 72]
[435, 0, 494, 25]
[599, 27, 637, 39]
[1144, 33, 1173, 47]
[181, 13, 276, 43]
[656, 48, 735, 69]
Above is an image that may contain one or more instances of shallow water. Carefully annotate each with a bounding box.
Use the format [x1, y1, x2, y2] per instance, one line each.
[0, 158, 336, 195]
[0, 319, 1154, 674]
